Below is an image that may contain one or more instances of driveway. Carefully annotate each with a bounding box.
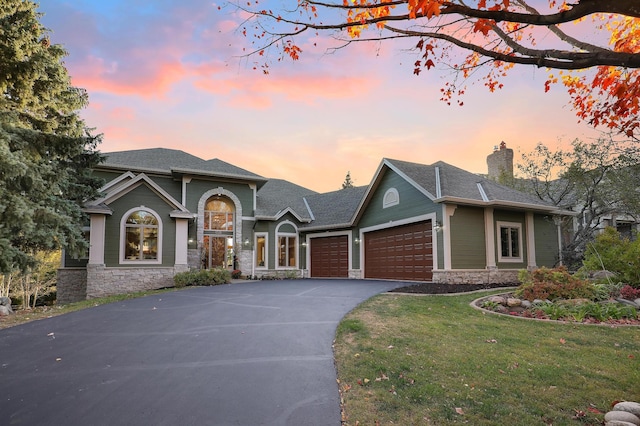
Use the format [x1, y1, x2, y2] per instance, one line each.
[0, 279, 404, 426]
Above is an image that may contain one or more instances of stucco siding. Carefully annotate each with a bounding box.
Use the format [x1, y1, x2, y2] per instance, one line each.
[450, 206, 486, 269]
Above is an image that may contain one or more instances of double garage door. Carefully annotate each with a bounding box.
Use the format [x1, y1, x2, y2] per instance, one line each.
[310, 221, 433, 281]
[364, 221, 433, 281]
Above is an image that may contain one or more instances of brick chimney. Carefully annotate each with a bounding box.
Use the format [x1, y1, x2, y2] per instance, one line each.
[487, 141, 514, 180]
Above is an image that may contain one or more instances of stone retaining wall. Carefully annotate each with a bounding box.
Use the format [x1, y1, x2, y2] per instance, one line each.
[432, 269, 520, 285]
[56, 268, 87, 304]
[85, 264, 189, 299]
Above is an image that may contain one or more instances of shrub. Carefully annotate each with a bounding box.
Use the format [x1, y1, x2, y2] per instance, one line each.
[515, 266, 596, 301]
[231, 269, 242, 279]
[582, 227, 640, 287]
[620, 284, 640, 300]
[173, 268, 232, 287]
[592, 282, 625, 301]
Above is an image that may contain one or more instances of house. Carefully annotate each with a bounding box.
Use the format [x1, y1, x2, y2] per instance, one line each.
[57, 147, 568, 303]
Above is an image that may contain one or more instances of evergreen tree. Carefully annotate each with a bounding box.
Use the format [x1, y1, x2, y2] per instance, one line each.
[0, 0, 103, 272]
[341, 171, 354, 189]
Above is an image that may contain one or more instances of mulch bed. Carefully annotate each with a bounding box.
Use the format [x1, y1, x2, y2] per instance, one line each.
[388, 282, 518, 294]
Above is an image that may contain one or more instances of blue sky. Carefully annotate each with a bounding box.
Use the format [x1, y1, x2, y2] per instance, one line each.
[38, 0, 603, 192]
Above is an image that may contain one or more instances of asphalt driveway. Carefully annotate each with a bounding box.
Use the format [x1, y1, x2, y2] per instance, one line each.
[0, 279, 404, 426]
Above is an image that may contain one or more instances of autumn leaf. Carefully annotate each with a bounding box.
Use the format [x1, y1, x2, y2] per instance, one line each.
[455, 407, 464, 415]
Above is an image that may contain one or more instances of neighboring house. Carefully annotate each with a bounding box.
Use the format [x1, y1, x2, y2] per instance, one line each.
[58, 148, 568, 302]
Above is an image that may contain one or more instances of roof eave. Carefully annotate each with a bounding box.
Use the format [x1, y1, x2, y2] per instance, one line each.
[299, 222, 353, 232]
[434, 196, 565, 213]
[171, 167, 268, 184]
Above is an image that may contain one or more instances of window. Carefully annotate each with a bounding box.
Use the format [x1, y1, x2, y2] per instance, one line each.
[383, 188, 399, 208]
[278, 235, 297, 268]
[122, 209, 161, 263]
[202, 197, 235, 269]
[204, 198, 234, 231]
[497, 221, 522, 262]
[256, 234, 267, 268]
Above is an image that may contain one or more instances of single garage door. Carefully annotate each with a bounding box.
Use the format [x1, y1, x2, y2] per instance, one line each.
[364, 221, 433, 281]
[310, 236, 349, 278]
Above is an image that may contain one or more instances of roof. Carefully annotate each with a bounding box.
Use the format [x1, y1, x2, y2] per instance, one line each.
[301, 186, 368, 230]
[256, 179, 318, 221]
[385, 158, 559, 211]
[99, 148, 267, 184]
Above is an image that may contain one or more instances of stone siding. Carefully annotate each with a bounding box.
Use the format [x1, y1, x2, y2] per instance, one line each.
[57, 268, 88, 304]
[252, 269, 303, 279]
[85, 264, 186, 299]
[432, 269, 520, 285]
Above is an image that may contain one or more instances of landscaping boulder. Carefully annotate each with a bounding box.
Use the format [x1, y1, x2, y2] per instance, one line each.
[616, 298, 640, 309]
[614, 402, 640, 418]
[591, 270, 617, 281]
[605, 410, 640, 426]
[0, 296, 13, 316]
[488, 295, 506, 305]
[506, 297, 522, 307]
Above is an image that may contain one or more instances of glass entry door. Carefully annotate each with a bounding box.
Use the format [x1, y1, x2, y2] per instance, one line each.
[203, 235, 232, 269]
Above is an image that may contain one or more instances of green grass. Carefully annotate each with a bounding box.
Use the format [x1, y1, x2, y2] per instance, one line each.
[334, 291, 640, 425]
[0, 288, 177, 330]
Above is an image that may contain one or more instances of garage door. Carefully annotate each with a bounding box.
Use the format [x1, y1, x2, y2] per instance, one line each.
[310, 236, 349, 278]
[364, 221, 433, 281]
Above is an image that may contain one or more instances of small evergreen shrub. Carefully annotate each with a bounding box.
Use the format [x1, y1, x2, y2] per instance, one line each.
[514, 266, 596, 301]
[173, 268, 232, 287]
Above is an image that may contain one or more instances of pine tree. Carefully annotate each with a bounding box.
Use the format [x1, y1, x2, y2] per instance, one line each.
[0, 0, 103, 272]
[342, 171, 354, 189]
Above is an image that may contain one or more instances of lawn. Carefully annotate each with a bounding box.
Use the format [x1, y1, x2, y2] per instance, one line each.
[334, 291, 640, 425]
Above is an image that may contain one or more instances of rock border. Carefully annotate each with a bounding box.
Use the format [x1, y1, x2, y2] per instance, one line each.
[470, 292, 640, 327]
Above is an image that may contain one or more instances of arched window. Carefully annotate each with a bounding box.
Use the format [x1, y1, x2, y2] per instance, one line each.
[122, 209, 161, 263]
[204, 197, 234, 231]
[276, 221, 298, 268]
[202, 196, 235, 269]
[383, 188, 400, 208]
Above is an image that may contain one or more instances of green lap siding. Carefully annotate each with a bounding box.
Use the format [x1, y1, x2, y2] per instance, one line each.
[450, 206, 486, 269]
[104, 185, 176, 267]
[185, 180, 255, 216]
[534, 214, 560, 267]
[358, 170, 439, 228]
[494, 210, 527, 269]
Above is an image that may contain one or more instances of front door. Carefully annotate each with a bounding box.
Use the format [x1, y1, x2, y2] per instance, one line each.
[203, 236, 232, 269]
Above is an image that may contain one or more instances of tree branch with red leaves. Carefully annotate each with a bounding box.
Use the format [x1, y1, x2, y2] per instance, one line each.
[228, 0, 640, 137]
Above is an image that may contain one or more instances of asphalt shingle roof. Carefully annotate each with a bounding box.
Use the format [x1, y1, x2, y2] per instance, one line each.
[302, 186, 368, 229]
[101, 148, 265, 180]
[256, 179, 318, 221]
[386, 158, 556, 209]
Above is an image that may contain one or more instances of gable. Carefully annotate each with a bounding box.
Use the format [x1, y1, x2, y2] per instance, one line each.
[87, 173, 189, 215]
[357, 167, 438, 229]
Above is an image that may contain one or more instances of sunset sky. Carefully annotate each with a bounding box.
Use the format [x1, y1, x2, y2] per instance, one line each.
[38, 0, 604, 193]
